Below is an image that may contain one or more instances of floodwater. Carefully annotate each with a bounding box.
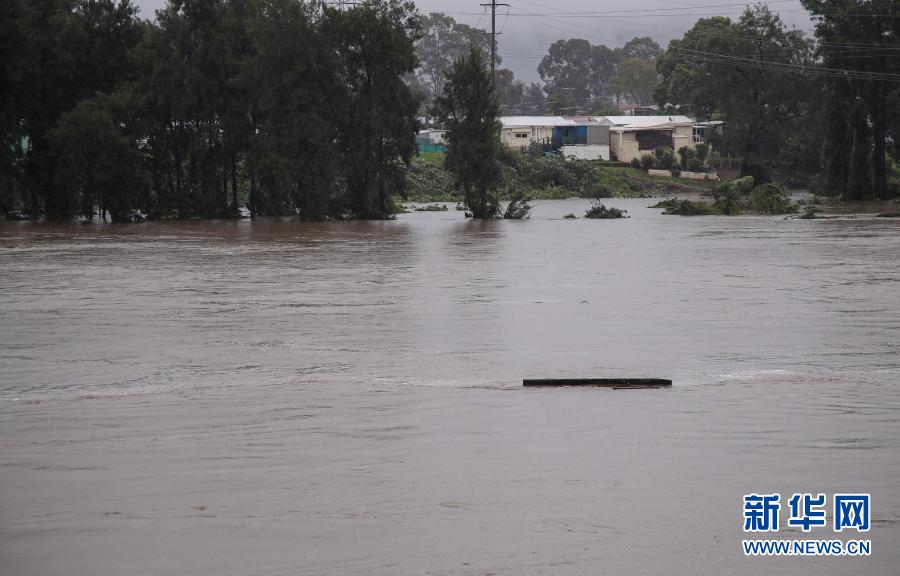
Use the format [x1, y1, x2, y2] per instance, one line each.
[1, 198, 899, 575]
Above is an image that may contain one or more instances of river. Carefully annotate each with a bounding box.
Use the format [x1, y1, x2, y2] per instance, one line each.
[2, 198, 899, 574]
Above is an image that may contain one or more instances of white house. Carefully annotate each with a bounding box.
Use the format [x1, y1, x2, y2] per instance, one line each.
[500, 116, 572, 149]
[601, 115, 696, 164]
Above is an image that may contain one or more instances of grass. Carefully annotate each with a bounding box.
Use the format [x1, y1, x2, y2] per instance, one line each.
[416, 151, 445, 167]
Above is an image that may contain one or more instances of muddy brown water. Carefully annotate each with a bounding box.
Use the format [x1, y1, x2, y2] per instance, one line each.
[2, 198, 899, 575]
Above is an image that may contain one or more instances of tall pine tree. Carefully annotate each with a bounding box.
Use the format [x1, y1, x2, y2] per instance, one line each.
[433, 48, 502, 219]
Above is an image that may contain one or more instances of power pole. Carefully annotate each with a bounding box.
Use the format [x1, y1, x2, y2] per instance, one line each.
[480, 0, 508, 82]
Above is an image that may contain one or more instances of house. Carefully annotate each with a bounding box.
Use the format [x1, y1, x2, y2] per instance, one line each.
[554, 116, 610, 161]
[691, 120, 725, 144]
[601, 115, 696, 164]
[500, 116, 572, 149]
[500, 116, 610, 160]
[416, 129, 447, 153]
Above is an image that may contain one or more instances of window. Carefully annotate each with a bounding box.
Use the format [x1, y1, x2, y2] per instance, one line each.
[636, 130, 672, 151]
[515, 132, 529, 139]
[693, 127, 706, 144]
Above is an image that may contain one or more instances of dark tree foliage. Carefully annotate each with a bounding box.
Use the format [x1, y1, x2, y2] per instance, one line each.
[621, 36, 662, 60]
[655, 7, 818, 184]
[801, 0, 899, 200]
[433, 48, 502, 219]
[654, 3, 897, 195]
[538, 39, 619, 107]
[329, 0, 420, 218]
[414, 12, 495, 108]
[1, 0, 143, 218]
[0, 0, 422, 220]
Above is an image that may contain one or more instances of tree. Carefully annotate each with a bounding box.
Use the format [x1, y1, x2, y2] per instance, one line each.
[248, 0, 343, 219]
[655, 7, 817, 183]
[1, 0, 142, 218]
[330, 0, 420, 218]
[49, 93, 144, 221]
[801, 0, 898, 199]
[622, 36, 662, 60]
[538, 39, 620, 105]
[433, 48, 502, 219]
[607, 58, 657, 105]
[414, 12, 494, 107]
[494, 68, 524, 114]
[520, 82, 547, 115]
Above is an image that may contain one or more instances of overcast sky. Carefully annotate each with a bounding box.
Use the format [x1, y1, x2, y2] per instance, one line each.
[132, 0, 815, 83]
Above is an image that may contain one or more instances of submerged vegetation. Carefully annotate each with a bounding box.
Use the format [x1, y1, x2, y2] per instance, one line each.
[584, 204, 628, 219]
[651, 177, 798, 216]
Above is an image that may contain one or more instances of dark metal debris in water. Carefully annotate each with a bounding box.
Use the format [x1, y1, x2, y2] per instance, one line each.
[523, 378, 672, 388]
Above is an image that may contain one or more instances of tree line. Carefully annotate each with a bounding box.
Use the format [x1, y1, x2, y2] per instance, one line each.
[2, 2, 897, 222]
[2, 0, 420, 221]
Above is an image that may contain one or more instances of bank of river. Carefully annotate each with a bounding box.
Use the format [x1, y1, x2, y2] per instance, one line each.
[2, 198, 899, 575]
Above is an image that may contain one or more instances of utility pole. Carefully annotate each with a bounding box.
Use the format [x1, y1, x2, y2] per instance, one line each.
[480, 0, 508, 82]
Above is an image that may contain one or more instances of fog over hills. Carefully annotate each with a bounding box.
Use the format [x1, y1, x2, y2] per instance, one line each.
[133, 0, 814, 83]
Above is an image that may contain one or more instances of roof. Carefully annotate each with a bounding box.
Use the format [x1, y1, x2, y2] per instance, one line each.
[604, 115, 695, 130]
[565, 116, 609, 126]
[500, 116, 574, 128]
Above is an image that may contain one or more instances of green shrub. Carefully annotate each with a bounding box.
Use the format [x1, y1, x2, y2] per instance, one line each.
[748, 183, 796, 214]
[695, 143, 710, 164]
[640, 154, 656, 170]
[654, 147, 675, 170]
[584, 204, 628, 218]
[651, 198, 719, 215]
[630, 157, 642, 169]
[712, 187, 744, 215]
[677, 146, 695, 171]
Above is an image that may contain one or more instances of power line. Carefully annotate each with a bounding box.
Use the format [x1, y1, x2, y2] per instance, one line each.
[480, 0, 510, 80]
[443, 9, 897, 19]
[669, 46, 900, 81]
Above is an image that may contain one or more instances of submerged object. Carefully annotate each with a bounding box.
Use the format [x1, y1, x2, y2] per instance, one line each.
[523, 378, 671, 388]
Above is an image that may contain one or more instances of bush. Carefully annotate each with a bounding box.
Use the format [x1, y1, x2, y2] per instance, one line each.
[630, 157, 642, 169]
[707, 178, 796, 215]
[651, 198, 719, 215]
[695, 143, 710, 164]
[712, 186, 744, 215]
[640, 154, 656, 170]
[584, 204, 628, 218]
[654, 147, 675, 170]
[732, 176, 756, 194]
[677, 146, 695, 171]
[670, 168, 681, 178]
[563, 213, 577, 219]
[748, 183, 796, 214]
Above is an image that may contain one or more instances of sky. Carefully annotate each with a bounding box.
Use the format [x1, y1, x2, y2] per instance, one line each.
[132, 0, 816, 83]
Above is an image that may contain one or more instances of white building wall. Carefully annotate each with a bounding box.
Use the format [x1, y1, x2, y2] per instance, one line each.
[560, 145, 610, 161]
